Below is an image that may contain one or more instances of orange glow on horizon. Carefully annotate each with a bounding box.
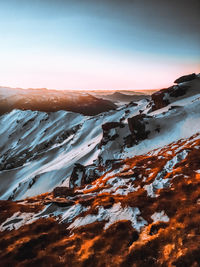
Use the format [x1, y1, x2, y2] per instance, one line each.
[0, 50, 199, 91]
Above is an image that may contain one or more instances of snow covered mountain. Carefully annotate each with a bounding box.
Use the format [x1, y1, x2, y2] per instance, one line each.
[92, 91, 152, 105]
[0, 73, 200, 266]
[0, 73, 199, 200]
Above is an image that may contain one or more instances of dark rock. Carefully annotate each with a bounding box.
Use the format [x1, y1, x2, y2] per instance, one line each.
[51, 200, 75, 207]
[78, 195, 96, 206]
[151, 88, 170, 111]
[154, 126, 160, 133]
[28, 176, 38, 189]
[168, 85, 188, 98]
[53, 187, 74, 198]
[100, 122, 124, 147]
[169, 105, 182, 111]
[151, 85, 188, 111]
[44, 199, 75, 207]
[101, 196, 115, 209]
[149, 222, 168, 235]
[69, 163, 86, 188]
[104, 159, 122, 170]
[127, 114, 151, 143]
[174, 73, 197, 84]
[127, 101, 138, 107]
[69, 163, 101, 188]
[102, 122, 124, 132]
[124, 134, 135, 148]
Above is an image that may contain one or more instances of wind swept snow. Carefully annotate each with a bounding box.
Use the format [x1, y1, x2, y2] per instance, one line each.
[68, 203, 147, 231]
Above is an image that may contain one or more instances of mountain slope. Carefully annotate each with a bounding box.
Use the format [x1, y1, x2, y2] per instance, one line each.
[0, 132, 200, 266]
[0, 74, 200, 200]
[0, 73, 200, 266]
[94, 91, 151, 104]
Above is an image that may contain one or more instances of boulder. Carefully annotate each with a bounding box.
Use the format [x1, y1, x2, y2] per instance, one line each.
[100, 122, 124, 147]
[128, 114, 151, 143]
[151, 85, 188, 111]
[69, 163, 101, 188]
[69, 163, 85, 188]
[53, 187, 74, 198]
[102, 122, 124, 132]
[151, 89, 170, 111]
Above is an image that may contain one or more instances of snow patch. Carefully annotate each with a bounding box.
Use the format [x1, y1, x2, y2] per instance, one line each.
[62, 203, 89, 223]
[0, 212, 36, 231]
[68, 203, 147, 231]
[151, 211, 169, 223]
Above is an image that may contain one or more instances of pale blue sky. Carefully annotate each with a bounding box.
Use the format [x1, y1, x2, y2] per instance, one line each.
[0, 0, 199, 89]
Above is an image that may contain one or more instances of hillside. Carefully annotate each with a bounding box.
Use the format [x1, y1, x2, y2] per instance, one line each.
[0, 87, 116, 116]
[92, 91, 152, 105]
[0, 73, 200, 266]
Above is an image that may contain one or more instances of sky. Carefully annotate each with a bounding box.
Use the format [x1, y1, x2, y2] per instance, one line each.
[0, 0, 199, 90]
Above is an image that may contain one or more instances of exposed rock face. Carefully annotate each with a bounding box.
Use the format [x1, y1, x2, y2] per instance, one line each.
[69, 163, 101, 188]
[69, 163, 85, 188]
[150, 73, 199, 112]
[151, 85, 188, 111]
[127, 114, 151, 143]
[53, 187, 74, 198]
[167, 85, 188, 97]
[104, 159, 122, 170]
[100, 122, 125, 147]
[174, 73, 197, 84]
[151, 89, 170, 110]
[69, 159, 123, 189]
[151, 73, 198, 111]
[102, 122, 123, 132]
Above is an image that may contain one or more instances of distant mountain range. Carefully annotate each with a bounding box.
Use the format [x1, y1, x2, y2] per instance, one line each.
[0, 87, 116, 116]
[0, 87, 157, 115]
[94, 91, 151, 104]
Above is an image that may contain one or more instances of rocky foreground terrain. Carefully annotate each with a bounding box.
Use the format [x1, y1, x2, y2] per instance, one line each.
[0, 73, 200, 266]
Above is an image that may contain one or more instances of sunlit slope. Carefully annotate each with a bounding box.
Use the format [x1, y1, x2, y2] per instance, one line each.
[0, 74, 200, 200]
[0, 132, 200, 266]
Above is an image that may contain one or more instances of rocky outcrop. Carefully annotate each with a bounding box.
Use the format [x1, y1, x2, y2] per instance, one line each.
[174, 73, 197, 84]
[151, 85, 188, 111]
[100, 122, 125, 147]
[127, 114, 151, 144]
[151, 87, 171, 111]
[69, 163, 101, 188]
[53, 187, 74, 198]
[69, 159, 124, 189]
[150, 74, 199, 112]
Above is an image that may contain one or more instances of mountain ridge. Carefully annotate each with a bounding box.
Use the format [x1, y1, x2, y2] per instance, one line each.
[0, 73, 200, 266]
